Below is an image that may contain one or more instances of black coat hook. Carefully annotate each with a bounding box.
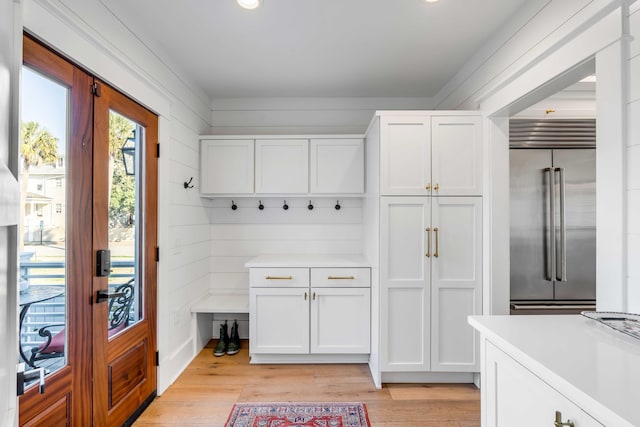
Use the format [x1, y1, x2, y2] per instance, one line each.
[335, 200, 341, 210]
[183, 177, 194, 189]
[283, 200, 289, 210]
[258, 200, 264, 210]
[308, 200, 314, 210]
[231, 200, 238, 210]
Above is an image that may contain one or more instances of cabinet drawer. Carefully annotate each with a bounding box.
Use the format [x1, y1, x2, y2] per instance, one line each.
[250, 268, 309, 287]
[310, 268, 370, 287]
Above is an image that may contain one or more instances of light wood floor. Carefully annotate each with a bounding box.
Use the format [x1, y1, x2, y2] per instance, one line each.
[134, 340, 480, 427]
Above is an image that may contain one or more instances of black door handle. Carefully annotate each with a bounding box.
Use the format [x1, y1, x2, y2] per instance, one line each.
[96, 289, 127, 304]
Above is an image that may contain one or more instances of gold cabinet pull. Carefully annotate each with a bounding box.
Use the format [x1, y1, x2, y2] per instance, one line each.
[426, 227, 431, 257]
[426, 182, 431, 192]
[327, 276, 355, 280]
[313, 292, 316, 300]
[433, 227, 439, 258]
[434, 183, 439, 192]
[554, 411, 575, 427]
[304, 292, 308, 300]
[265, 276, 292, 280]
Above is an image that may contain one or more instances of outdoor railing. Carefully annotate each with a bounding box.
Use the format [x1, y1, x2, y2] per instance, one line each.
[19, 260, 135, 350]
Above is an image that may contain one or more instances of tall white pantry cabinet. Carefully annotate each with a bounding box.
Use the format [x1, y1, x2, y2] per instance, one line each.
[366, 111, 483, 383]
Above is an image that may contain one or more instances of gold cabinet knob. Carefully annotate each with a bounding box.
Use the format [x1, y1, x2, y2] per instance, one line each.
[434, 183, 439, 192]
[426, 183, 431, 192]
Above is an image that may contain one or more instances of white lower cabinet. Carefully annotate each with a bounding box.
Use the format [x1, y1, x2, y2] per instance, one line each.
[249, 265, 371, 360]
[380, 196, 482, 373]
[310, 287, 370, 354]
[250, 287, 309, 354]
[485, 342, 603, 427]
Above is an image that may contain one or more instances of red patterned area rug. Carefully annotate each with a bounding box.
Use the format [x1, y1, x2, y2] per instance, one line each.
[224, 402, 371, 427]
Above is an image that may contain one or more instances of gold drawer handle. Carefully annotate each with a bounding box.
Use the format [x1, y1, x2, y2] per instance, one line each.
[433, 227, 439, 258]
[327, 276, 355, 280]
[265, 276, 292, 280]
[426, 227, 431, 257]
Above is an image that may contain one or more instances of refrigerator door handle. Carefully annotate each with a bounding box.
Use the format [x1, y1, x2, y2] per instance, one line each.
[556, 167, 567, 282]
[544, 168, 556, 281]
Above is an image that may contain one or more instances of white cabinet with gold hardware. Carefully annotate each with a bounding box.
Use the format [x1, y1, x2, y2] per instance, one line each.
[469, 316, 638, 426]
[250, 287, 310, 354]
[483, 341, 602, 427]
[380, 196, 481, 373]
[255, 139, 309, 194]
[247, 256, 371, 363]
[379, 113, 482, 196]
[200, 139, 254, 195]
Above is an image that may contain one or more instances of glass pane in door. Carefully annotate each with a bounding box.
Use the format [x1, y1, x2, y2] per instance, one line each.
[19, 66, 68, 381]
[106, 111, 142, 336]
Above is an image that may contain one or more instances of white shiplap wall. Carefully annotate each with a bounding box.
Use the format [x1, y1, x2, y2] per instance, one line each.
[211, 97, 434, 134]
[208, 198, 363, 296]
[23, 0, 212, 393]
[627, 3, 640, 313]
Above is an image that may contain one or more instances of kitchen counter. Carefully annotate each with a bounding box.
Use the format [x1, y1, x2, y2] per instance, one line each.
[469, 315, 640, 426]
[244, 254, 370, 268]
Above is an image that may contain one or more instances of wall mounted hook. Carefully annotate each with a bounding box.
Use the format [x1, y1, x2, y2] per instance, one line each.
[335, 200, 341, 210]
[231, 200, 238, 211]
[307, 200, 314, 210]
[183, 177, 194, 189]
[258, 200, 264, 210]
[283, 200, 289, 210]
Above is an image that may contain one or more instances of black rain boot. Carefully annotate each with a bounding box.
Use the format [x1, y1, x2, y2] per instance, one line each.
[214, 320, 229, 357]
[226, 320, 240, 355]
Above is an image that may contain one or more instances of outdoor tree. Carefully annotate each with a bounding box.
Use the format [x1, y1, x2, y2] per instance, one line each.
[19, 121, 58, 249]
[108, 112, 136, 228]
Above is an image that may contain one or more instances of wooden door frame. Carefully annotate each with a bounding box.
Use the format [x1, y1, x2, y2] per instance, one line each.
[19, 34, 94, 426]
[92, 80, 158, 426]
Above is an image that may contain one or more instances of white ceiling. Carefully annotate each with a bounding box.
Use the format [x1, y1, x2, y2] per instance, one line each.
[104, 0, 529, 99]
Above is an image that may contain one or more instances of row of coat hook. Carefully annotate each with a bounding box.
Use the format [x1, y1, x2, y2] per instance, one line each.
[231, 200, 342, 211]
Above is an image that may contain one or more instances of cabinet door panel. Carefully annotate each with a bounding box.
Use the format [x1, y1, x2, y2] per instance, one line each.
[431, 116, 482, 196]
[255, 139, 308, 194]
[380, 116, 430, 195]
[380, 197, 430, 283]
[310, 139, 364, 194]
[382, 287, 429, 371]
[485, 342, 603, 427]
[310, 288, 370, 354]
[200, 139, 254, 194]
[380, 197, 430, 371]
[250, 288, 309, 354]
[431, 197, 482, 371]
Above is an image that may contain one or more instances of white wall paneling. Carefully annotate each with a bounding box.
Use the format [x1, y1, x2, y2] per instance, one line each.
[627, 4, 640, 313]
[210, 97, 434, 135]
[23, 0, 213, 394]
[0, 0, 21, 424]
[209, 198, 364, 297]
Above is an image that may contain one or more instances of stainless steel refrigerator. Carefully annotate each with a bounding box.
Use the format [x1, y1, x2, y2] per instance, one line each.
[509, 121, 596, 314]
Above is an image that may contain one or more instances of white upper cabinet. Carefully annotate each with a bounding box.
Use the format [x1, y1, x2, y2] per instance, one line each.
[431, 116, 482, 196]
[200, 139, 254, 195]
[379, 114, 482, 196]
[255, 139, 309, 194]
[310, 138, 364, 194]
[380, 116, 431, 196]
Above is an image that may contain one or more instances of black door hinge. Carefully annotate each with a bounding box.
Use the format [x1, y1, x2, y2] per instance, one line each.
[155, 246, 160, 262]
[156, 143, 160, 158]
[155, 351, 159, 366]
[91, 82, 101, 97]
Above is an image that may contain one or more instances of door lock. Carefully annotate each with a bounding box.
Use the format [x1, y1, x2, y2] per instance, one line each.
[96, 249, 111, 277]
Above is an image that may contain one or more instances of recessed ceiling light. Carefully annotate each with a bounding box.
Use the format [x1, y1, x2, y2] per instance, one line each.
[425, 0, 440, 3]
[238, 0, 260, 10]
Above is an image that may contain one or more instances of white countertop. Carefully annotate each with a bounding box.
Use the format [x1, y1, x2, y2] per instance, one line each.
[245, 254, 370, 268]
[469, 315, 640, 427]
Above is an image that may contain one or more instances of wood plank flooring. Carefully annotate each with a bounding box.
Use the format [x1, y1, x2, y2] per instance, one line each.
[134, 340, 480, 427]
